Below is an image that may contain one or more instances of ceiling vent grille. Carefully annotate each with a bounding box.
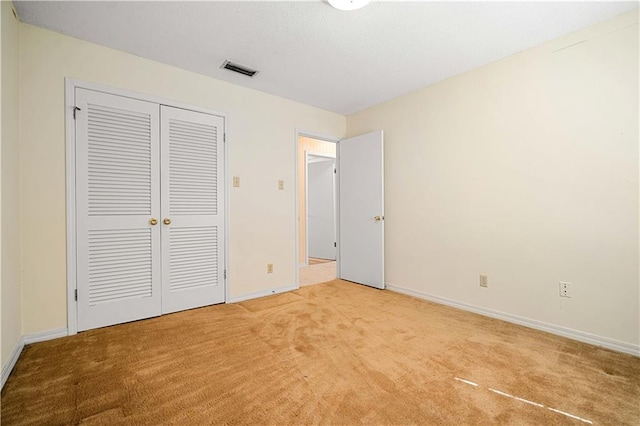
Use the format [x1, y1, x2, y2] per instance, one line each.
[221, 60, 258, 77]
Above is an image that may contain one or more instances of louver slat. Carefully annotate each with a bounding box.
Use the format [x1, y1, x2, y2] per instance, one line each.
[87, 104, 152, 216]
[88, 229, 152, 304]
[168, 119, 217, 215]
[169, 227, 217, 291]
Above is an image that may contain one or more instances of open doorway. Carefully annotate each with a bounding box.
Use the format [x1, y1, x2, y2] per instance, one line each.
[297, 135, 337, 286]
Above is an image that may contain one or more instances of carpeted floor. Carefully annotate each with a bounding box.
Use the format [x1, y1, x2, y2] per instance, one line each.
[2, 280, 639, 425]
[308, 258, 334, 265]
[299, 261, 336, 287]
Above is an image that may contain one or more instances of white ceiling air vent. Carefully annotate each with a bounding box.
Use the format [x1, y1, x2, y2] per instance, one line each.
[220, 60, 258, 77]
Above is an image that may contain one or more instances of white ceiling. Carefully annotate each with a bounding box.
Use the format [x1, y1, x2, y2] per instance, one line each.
[14, 1, 638, 115]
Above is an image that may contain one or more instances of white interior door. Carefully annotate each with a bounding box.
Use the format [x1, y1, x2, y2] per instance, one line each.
[160, 106, 225, 314]
[338, 130, 384, 289]
[76, 88, 161, 331]
[307, 158, 336, 260]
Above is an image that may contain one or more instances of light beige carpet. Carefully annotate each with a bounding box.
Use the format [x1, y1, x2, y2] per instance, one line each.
[308, 258, 334, 265]
[2, 280, 639, 425]
[299, 260, 336, 287]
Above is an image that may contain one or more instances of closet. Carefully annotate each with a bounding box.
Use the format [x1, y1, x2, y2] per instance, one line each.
[74, 88, 225, 331]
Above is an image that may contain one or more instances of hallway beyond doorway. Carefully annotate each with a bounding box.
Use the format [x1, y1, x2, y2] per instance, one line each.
[299, 260, 336, 286]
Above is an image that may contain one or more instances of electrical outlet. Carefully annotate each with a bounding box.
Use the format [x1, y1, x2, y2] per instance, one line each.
[233, 176, 240, 187]
[278, 180, 284, 190]
[559, 281, 571, 298]
[479, 275, 488, 288]
[267, 263, 273, 274]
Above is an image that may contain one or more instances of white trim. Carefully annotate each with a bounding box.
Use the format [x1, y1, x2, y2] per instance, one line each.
[306, 152, 335, 163]
[227, 284, 298, 304]
[65, 80, 78, 335]
[303, 149, 309, 268]
[294, 130, 300, 285]
[334, 140, 341, 280]
[296, 129, 340, 144]
[387, 284, 640, 357]
[224, 116, 231, 304]
[293, 129, 340, 289]
[23, 327, 69, 345]
[65, 78, 230, 334]
[1, 327, 69, 390]
[1, 337, 25, 390]
[65, 78, 229, 118]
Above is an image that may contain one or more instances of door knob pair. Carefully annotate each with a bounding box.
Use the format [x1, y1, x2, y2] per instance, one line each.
[149, 218, 171, 225]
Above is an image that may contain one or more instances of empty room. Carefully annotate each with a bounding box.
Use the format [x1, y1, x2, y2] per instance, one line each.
[1, 1, 639, 424]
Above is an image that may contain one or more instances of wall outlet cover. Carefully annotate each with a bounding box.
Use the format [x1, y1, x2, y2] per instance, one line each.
[479, 275, 488, 288]
[559, 281, 571, 298]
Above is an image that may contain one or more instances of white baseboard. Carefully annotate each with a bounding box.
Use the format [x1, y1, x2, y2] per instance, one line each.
[1, 327, 69, 390]
[386, 284, 640, 357]
[23, 327, 69, 345]
[227, 284, 299, 303]
[1, 336, 25, 390]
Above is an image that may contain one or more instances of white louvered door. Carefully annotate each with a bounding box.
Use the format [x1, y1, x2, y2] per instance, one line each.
[160, 106, 225, 314]
[75, 88, 226, 331]
[76, 88, 161, 331]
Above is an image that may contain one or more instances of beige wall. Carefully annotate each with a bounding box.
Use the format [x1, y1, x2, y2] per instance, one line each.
[1, 1, 22, 366]
[348, 11, 639, 346]
[19, 24, 345, 334]
[297, 136, 336, 265]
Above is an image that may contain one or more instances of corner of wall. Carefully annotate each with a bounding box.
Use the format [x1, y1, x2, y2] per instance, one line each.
[1, 0, 23, 376]
[0, 336, 24, 389]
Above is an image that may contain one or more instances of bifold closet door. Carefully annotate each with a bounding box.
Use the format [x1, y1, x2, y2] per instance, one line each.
[76, 88, 161, 331]
[160, 106, 225, 314]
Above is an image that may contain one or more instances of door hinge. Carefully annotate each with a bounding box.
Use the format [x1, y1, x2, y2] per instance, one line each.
[334, 242, 337, 247]
[74, 289, 78, 301]
[334, 168, 336, 174]
[223, 133, 226, 143]
[73, 106, 81, 120]
[224, 269, 227, 279]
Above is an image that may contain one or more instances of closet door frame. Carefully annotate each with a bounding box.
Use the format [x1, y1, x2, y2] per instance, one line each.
[65, 78, 230, 336]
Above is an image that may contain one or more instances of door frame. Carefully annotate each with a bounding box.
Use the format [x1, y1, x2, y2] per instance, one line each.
[305, 152, 336, 265]
[294, 130, 340, 288]
[65, 78, 230, 335]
